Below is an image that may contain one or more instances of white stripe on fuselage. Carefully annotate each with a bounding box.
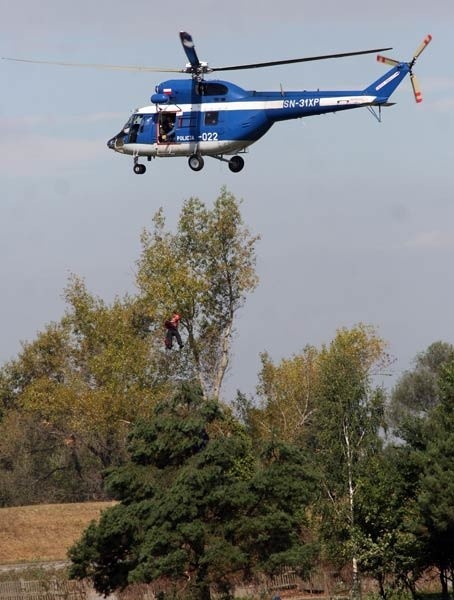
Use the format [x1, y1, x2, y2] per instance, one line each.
[137, 101, 281, 113]
[136, 95, 376, 114]
[319, 95, 376, 106]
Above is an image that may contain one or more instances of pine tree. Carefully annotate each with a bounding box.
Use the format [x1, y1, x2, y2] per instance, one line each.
[69, 383, 315, 600]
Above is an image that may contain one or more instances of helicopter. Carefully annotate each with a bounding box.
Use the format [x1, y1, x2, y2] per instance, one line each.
[3, 32, 431, 174]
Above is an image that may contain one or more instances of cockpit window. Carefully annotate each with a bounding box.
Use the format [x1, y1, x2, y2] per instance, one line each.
[122, 115, 134, 131]
[127, 114, 151, 143]
[140, 115, 153, 132]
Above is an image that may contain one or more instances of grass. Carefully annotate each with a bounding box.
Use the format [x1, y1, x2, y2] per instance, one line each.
[0, 501, 115, 564]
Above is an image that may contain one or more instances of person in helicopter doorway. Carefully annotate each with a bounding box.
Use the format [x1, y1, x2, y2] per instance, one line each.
[164, 312, 184, 349]
[160, 113, 176, 142]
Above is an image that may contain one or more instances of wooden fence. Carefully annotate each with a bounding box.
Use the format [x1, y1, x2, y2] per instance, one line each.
[0, 580, 89, 600]
[0, 573, 345, 600]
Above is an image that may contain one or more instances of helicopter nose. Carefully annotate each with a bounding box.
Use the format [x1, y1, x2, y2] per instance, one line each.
[107, 132, 126, 152]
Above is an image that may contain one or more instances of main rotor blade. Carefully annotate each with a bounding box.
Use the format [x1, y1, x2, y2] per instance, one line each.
[377, 55, 400, 66]
[413, 34, 432, 61]
[212, 47, 392, 72]
[1, 56, 181, 73]
[179, 31, 201, 68]
[410, 73, 423, 103]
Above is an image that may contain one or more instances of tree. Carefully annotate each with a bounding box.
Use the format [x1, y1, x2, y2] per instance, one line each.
[0, 277, 170, 502]
[235, 325, 392, 596]
[353, 447, 425, 599]
[69, 384, 315, 600]
[253, 346, 320, 443]
[414, 362, 454, 599]
[375, 353, 454, 600]
[310, 324, 390, 599]
[0, 190, 258, 504]
[136, 187, 259, 398]
[389, 341, 454, 438]
[0, 408, 106, 506]
[0, 320, 100, 504]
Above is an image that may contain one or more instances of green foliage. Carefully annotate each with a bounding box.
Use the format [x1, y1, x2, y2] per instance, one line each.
[0, 409, 102, 506]
[69, 384, 315, 600]
[389, 341, 454, 438]
[122, 383, 220, 470]
[353, 448, 425, 597]
[313, 324, 388, 489]
[254, 346, 319, 443]
[236, 324, 394, 594]
[302, 325, 390, 598]
[415, 363, 454, 596]
[0, 188, 258, 506]
[0, 278, 171, 504]
[1, 173, 453, 600]
[379, 354, 454, 600]
[136, 187, 259, 397]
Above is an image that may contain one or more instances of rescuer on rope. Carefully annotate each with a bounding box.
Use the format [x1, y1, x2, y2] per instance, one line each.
[164, 313, 184, 349]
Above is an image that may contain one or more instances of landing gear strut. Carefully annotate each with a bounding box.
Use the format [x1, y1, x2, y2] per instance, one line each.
[133, 156, 146, 174]
[210, 153, 246, 172]
[188, 154, 204, 171]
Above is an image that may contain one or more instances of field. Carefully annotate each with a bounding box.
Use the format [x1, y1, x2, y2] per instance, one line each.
[0, 502, 115, 564]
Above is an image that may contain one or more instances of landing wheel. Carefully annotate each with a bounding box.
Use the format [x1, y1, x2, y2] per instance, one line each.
[133, 163, 146, 174]
[228, 155, 244, 173]
[188, 154, 204, 172]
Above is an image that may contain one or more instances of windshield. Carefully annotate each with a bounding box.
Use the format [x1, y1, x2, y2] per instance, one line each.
[122, 114, 136, 132]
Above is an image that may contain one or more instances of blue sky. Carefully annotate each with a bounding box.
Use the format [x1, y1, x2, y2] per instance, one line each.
[1, 1, 453, 400]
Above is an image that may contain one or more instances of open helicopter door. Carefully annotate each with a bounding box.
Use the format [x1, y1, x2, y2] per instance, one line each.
[157, 111, 179, 144]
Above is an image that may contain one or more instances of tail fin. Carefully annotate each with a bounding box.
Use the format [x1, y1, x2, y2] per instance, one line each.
[363, 64, 409, 103]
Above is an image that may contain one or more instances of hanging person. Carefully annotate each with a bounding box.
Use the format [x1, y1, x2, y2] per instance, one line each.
[164, 312, 184, 349]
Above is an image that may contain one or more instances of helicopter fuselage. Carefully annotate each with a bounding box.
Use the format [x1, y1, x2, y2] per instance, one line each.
[107, 77, 383, 160]
[106, 57, 415, 173]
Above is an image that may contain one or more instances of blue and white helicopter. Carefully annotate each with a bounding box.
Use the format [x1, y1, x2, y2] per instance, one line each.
[4, 32, 431, 174]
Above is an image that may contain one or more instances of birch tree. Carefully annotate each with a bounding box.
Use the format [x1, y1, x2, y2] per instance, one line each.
[312, 324, 390, 599]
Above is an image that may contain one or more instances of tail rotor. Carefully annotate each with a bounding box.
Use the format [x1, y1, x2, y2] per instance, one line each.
[410, 72, 423, 103]
[376, 34, 432, 103]
[411, 34, 432, 65]
[376, 55, 399, 67]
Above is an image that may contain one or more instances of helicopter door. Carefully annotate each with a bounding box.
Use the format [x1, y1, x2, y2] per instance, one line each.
[158, 112, 177, 143]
